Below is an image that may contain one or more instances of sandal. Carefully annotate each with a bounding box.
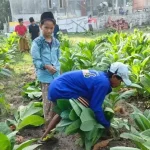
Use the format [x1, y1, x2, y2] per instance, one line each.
[37, 137, 58, 144]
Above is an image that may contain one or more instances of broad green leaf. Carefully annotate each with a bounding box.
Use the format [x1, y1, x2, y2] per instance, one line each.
[55, 126, 66, 132]
[6, 119, 18, 127]
[80, 108, 95, 121]
[111, 118, 129, 130]
[140, 74, 150, 93]
[53, 105, 62, 115]
[0, 132, 11, 150]
[129, 83, 142, 89]
[117, 90, 137, 101]
[14, 139, 37, 150]
[28, 92, 42, 98]
[80, 108, 96, 131]
[80, 120, 96, 131]
[7, 131, 18, 149]
[0, 68, 12, 77]
[33, 102, 43, 107]
[120, 132, 144, 143]
[19, 102, 42, 120]
[140, 129, 150, 140]
[92, 129, 104, 145]
[143, 110, 150, 120]
[65, 119, 81, 135]
[141, 56, 150, 68]
[108, 92, 119, 101]
[96, 123, 104, 129]
[7, 131, 18, 140]
[84, 138, 92, 150]
[69, 100, 82, 116]
[110, 147, 140, 150]
[60, 110, 70, 119]
[131, 126, 139, 135]
[86, 127, 99, 140]
[143, 141, 150, 150]
[69, 109, 79, 121]
[17, 115, 45, 130]
[88, 41, 96, 50]
[56, 119, 72, 128]
[103, 98, 113, 108]
[74, 100, 86, 110]
[57, 99, 71, 111]
[27, 93, 34, 99]
[132, 113, 150, 131]
[0, 122, 11, 135]
[134, 141, 148, 150]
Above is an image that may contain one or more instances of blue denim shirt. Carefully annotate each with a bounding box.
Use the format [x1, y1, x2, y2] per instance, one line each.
[31, 35, 60, 83]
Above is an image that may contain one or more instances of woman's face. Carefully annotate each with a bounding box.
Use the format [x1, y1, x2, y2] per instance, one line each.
[40, 21, 55, 37]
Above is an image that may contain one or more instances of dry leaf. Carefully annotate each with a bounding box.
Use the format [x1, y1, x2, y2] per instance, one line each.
[114, 106, 126, 114]
[10, 125, 16, 131]
[93, 139, 113, 150]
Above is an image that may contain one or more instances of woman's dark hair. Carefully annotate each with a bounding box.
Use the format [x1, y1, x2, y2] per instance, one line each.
[106, 70, 122, 80]
[40, 18, 56, 25]
[40, 12, 56, 25]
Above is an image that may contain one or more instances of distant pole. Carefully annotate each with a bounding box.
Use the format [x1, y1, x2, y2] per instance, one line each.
[9, 0, 14, 21]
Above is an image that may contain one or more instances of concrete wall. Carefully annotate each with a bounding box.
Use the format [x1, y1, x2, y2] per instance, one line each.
[9, 0, 68, 21]
[9, 0, 108, 21]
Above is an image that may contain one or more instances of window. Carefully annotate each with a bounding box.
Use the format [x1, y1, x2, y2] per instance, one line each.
[60, 0, 64, 8]
[48, 0, 52, 9]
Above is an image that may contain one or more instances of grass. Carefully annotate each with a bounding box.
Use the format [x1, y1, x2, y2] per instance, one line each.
[9, 52, 32, 74]
[67, 30, 108, 42]
[66, 26, 150, 43]
[9, 26, 150, 74]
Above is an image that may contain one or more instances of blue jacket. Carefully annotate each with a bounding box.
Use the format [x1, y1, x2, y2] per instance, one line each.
[31, 36, 60, 83]
[48, 70, 112, 127]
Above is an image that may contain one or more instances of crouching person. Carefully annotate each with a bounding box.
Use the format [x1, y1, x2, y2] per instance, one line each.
[41, 62, 132, 140]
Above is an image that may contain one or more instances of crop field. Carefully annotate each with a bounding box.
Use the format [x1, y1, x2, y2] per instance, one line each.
[1, 30, 150, 150]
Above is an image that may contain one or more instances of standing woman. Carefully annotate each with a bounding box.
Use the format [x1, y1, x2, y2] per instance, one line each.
[31, 12, 60, 125]
[15, 18, 29, 52]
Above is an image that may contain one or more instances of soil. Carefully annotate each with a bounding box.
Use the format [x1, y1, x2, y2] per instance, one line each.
[0, 53, 146, 150]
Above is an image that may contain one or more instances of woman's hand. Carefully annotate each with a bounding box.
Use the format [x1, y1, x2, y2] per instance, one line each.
[45, 65, 57, 74]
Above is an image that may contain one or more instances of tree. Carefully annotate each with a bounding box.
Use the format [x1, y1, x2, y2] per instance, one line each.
[0, 0, 12, 30]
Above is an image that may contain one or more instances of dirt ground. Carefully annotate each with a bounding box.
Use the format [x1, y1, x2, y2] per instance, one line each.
[0, 53, 145, 150]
